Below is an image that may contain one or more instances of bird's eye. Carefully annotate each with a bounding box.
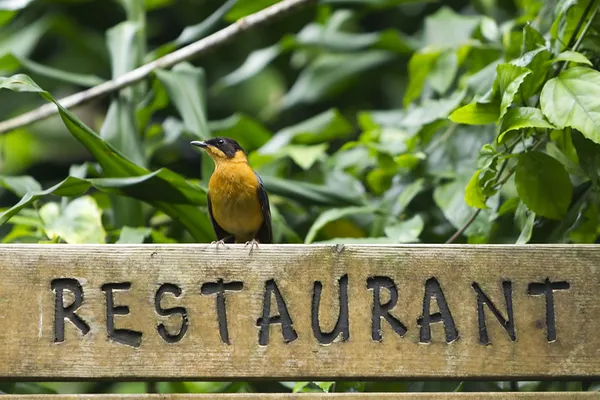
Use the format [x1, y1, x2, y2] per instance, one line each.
[217, 139, 224, 145]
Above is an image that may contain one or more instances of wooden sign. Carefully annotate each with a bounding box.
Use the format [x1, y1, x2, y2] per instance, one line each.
[0, 244, 599, 380]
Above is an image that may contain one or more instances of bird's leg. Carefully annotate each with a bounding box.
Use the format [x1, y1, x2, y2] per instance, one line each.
[244, 238, 260, 254]
[211, 236, 232, 249]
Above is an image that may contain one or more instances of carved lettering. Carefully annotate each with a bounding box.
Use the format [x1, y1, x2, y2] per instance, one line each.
[256, 279, 298, 345]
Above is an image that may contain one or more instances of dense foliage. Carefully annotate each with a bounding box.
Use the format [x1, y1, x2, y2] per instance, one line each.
[0, 0, 599, 395]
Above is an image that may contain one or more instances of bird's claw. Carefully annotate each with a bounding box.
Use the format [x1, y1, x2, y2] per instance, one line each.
[244, 239, 260, 253]
[210, 239, 229, 250]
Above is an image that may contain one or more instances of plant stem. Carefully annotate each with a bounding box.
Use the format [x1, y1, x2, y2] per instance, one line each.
[445, 209, 482, 244]
[0, 0, 317, 134]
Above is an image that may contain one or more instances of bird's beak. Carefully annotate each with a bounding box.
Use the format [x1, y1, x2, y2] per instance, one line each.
[191, 141, 208, 149]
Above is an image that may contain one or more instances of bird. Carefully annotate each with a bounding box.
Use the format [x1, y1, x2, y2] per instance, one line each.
[191, 137, 272, 249]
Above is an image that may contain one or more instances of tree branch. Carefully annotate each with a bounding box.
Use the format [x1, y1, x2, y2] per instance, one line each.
[0, 0, 316, 134]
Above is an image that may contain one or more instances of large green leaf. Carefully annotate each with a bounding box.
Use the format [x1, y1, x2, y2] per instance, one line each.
[515, 151, 573, 220]
[540, 67, 600, 144]
[0, 74, 212, 241]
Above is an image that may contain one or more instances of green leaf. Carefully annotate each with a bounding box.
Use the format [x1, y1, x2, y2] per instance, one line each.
[465, 169, 488, 209]
[540, 67, 600, 144]
[572, 130, 600, 185]
[403, 50, 440, 106]
[0, 17, 50, 73]
[433, 175, 495, 237]
[515, 151, 573, 220]
[316, 382, 335, 393]
[117, 226, 152, 244]
[396, 178, 426, 215]
[147, 0, 237, 60]
[429, 50, 459, 95]
[40, 196, 106, 244]
[259, 109, 352, 154]
[305, 206, 375, 244]
[498, 107, 556, 143]
[449, 101, 499, 125]
[0, 175, 41, 197]
[384, 215, 424, 243]
[0, 74, 212, 241]
[175, 0, 237, 46]
[0, 176, 91, 225]
[280, 144, 328, 170]
[423, 7, 481, 48]
[553, 51, 593, 66]
[5, 55, 105, 87]
[511, 48, 552, 100]
[156, 63, 209, 139]
[297, 24, 413, 53]
[213, 43, 284, 90]
[261, 176, 364, 207]
[493, 64, 531, 119]
[283, 51, 395, 108]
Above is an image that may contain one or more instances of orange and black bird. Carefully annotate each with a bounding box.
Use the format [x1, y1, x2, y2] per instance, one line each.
[191, 137, 272, 247]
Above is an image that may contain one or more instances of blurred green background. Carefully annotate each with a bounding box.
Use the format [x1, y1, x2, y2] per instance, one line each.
[0, 0, 599, 395]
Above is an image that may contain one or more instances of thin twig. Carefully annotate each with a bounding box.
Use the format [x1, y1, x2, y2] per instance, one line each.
[445, 209, 482, 244]
[0, 0, 316, 134]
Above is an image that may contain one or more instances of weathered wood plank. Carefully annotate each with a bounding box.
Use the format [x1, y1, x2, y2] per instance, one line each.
[0, 393, 597, 399]
[0, 244, 599, 380]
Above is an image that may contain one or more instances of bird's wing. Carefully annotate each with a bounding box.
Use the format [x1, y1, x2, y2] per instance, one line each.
[207, 192, 234, 243]
[254, 172, 273, 244]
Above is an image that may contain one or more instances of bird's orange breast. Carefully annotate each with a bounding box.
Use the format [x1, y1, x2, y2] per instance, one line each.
[208, 162, 264, 242]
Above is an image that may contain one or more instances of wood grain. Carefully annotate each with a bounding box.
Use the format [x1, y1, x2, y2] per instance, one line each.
[0, 393, 597, 399]
[0, 244, 599, 380]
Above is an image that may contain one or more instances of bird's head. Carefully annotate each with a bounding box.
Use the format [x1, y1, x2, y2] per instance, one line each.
[191, 137, 246, 163]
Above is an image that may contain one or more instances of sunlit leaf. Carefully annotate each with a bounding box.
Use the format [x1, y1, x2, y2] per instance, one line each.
[449, 101, 499, 125]
[465, 169, 487, 209]
[540, 67, 600, 144]
[40, 196, 106, 244]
